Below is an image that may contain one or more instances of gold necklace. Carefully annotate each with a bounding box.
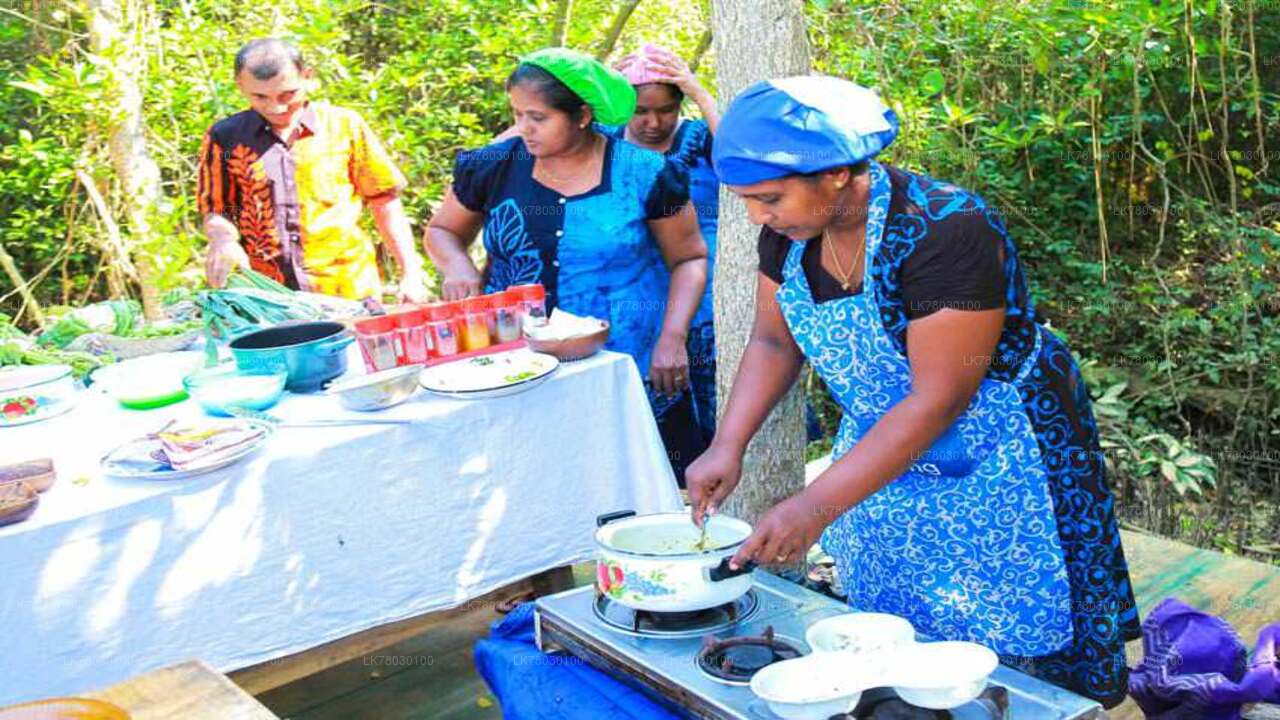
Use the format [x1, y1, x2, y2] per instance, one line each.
[823, 228, 864, 291]
[536, 134, 602, 185]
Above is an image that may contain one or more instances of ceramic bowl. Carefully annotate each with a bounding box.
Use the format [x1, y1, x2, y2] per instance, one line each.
[750, 654, 877, 720]
[805, 612, 916, 655]
[888, 641, 999, 710]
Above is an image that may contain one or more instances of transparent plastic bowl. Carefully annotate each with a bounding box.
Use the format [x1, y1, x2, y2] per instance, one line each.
[184, 365, 287, 417]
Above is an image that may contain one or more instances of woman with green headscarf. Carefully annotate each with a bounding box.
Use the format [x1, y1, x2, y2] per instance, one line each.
[425, 48, 710, 480]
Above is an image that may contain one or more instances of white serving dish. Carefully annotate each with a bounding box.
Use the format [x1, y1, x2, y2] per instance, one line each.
[887, 641, 999, 709]
[805, 612, 916, 655]
[749, 654, 876, 720]
[419, 349, 558, 400]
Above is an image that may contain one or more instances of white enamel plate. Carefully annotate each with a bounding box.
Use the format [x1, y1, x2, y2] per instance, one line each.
[419, 349, 559, 400]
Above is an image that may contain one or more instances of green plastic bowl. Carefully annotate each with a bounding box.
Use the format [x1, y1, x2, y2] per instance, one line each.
[90, 351, 205, 410]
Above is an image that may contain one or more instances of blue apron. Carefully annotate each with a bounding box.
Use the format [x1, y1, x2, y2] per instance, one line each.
[776, 161, 1074, 657]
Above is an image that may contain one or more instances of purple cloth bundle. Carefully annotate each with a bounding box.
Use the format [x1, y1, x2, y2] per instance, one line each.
[1129, 597, 1280, 719]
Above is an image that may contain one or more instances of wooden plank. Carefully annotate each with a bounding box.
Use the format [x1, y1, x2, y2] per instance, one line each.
[230, 577, 536, 696]
[86, 660, 279, 720]
[288, 629, 501, 720]
[1110, 530, 1280, 720]
[257, 593, 501, 718]
[1121, 529, 1280, 643]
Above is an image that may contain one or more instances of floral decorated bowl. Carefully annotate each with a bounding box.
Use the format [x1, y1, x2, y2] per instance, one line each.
[594, 510, 756, 612]
[0, 365, 77, 427]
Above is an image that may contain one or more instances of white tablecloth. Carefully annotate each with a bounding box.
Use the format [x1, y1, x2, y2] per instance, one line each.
[0, 350, 682, 704]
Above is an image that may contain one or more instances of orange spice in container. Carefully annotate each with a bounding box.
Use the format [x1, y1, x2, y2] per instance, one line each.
[459, 296, 492, 352]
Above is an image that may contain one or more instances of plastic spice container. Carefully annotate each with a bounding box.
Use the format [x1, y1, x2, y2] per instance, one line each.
[354, 315, 400, 372]
[511, 284, 547, 328]
[391, 307, 429, 365]
[492, 290, 523, 344]
[423, 302, 460, 358]
[459, 296, 492, 352]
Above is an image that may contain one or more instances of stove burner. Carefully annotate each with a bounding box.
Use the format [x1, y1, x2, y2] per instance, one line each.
[839, 685, 1010, 719]
[593, 590, 759, 638]
[696, 626, 803, 684]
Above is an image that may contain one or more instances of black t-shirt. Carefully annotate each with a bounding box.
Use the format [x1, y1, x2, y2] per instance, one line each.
[757, 167, 1007, 320]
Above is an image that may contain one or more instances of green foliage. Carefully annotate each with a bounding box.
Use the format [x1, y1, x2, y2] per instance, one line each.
[804, 0, 1280, 557]
[1, 0, 1276, 558]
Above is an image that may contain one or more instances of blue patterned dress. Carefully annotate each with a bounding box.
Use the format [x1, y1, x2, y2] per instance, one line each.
[451, 132, 691, 419]
[603, 120, 719, 444]
[776, 162, 1140, 708]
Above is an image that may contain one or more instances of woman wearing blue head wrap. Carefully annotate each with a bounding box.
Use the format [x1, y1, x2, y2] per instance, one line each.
[687, 76, 1140, 708]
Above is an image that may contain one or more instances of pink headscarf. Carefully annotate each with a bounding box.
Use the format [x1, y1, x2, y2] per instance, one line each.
[618, 43, 675, 86]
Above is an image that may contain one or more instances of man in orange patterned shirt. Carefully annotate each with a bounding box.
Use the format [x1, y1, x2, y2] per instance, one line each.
[198, 38, 428, 301]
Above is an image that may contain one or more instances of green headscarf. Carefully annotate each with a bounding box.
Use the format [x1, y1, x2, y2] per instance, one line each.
[520, 47, 637, 126]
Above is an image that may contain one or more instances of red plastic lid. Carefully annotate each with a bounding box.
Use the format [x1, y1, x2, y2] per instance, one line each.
[511, 284, 546, 301]
[391, 308, 427, 328]
[491, 289, 521, 308]
[354, 315, 396, 334]
[461, 295, 491, 313]
[423, 302, 455, 322]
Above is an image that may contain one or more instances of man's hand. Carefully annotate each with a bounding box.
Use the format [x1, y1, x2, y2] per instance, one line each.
[204, 216, 249, 288]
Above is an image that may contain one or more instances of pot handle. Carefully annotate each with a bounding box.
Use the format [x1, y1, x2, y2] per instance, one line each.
[317, 331, 355, 355]
[707, 557, 757, 583]
[596, 510, 636, 527]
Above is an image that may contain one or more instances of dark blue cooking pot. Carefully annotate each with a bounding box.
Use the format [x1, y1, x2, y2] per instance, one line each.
[229, 321, 354, 393]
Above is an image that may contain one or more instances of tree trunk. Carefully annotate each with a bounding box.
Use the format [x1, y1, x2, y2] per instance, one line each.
[85, 0, 164, 320]
[710, 0, 810, 526]
[550, 0, 573, 47]
[0, 241, 46, 328]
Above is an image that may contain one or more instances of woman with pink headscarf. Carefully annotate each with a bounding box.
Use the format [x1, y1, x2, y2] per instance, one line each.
[608, 44, 721, 455]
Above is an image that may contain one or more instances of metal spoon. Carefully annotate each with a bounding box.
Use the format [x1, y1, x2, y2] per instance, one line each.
[695, 511, 710, 551]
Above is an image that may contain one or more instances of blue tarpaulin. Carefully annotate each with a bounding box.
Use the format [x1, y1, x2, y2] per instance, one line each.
[473, 603, 685, 719]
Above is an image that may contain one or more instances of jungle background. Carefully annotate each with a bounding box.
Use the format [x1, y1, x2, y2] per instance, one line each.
[1, 0, 1278, 560]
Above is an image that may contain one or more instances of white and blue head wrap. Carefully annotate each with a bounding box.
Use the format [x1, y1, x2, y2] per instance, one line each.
[712, 76, 898, 185]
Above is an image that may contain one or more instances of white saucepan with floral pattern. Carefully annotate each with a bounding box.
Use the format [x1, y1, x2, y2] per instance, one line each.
[594, 510, 757, 612]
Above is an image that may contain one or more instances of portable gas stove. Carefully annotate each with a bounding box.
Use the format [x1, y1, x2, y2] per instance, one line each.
[534, 571, 1106, 719]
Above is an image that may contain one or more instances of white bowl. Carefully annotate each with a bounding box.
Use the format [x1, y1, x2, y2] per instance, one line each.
[750, 654, 876, 720]
[805, 612, 916, 655]
[887, 641, 998, 710]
